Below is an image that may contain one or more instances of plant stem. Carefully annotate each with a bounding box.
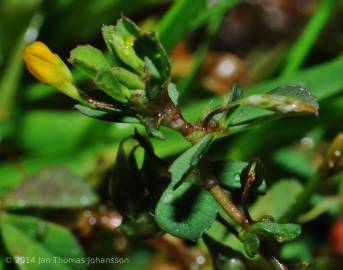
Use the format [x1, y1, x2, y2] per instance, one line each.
[161, 100, 196, 137]
[199, 160, 249, 228]
[162, 95, 289, 270]
[210, 185, 249, 228]
[199, 160, 289, 270]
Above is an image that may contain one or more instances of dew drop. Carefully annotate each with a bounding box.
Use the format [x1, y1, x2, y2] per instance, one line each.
[36, 221, 47, 239]
[301, 137, 314, 149]
[108, 215, 122, 228]
[334, 150, 341, 158]
[196, 255, 205, 265]
[164, 194, 173, 203]
[16, 200, 27, 207]
[234, 173, 241, 182]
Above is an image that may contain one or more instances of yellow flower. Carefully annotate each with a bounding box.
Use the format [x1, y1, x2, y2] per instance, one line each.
[22, 41, 81, 101]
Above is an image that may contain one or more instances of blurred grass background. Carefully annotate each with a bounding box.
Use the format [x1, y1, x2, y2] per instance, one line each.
[1, 0, 343, 269]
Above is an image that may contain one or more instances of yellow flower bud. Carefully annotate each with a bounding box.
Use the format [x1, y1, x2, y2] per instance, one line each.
[22, 41, 81, 101]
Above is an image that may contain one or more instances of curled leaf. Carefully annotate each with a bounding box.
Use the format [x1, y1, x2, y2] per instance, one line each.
[242, 232, 260, 257]
[252, 221, 301, 243]
[155, 182, 218, 241]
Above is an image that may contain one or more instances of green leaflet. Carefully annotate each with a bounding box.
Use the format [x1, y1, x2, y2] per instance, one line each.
[212, 160, 266, 194]
[74, 104, 140, 124]
[101, 18, 144, 72]
[252, 221, 302, 243]
[68, 44, 110, 78]
[169, 134, 214, 187]
[167, 82, 179, 106]
[112, 67, 145, 90]
[94, 69, 130, 102]
[155, 182, 218, 241]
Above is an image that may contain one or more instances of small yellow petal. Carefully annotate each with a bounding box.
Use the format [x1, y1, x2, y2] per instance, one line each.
[23, 41, 61, 65]
[22, 41, 81, 101]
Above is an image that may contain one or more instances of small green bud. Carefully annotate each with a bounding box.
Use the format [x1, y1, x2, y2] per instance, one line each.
[112, 67, 145, 90]
[101, 24, 144, 72]
[95, 70, 130, 102]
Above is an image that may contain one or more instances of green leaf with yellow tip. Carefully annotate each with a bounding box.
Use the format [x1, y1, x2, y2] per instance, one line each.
[101, 18, 144, 72]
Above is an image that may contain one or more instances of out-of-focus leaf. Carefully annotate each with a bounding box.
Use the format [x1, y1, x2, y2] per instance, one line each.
[155, 182, 218, 240]
[17, 110, 99, 155]
[169, 134, 214, 188]
[273, 148, 316, 178]
[3, 167, 98, 209]
[109, 139, 162, 237]
[74, 104, 140, 124]
[252, 221, 301, 243]
[0, 142, 120, 200]
[297, 196, 342, 223]
[242, 232, 260, 257]
[69, 45, 110, 78]
[281, 239, 313, 261]
[281, 0, 335, 77]
[52, 0, 164, 46]
[110, 140, 146, 217]
[157, 0, 239, 52]
[212, 160, 266, 193]
[0, 12, 43, 124]
[250, 179, 304, 221]
[1, 214, 85, 270]
[177, 8, 225, 96]
[203, 234, 247, 270]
